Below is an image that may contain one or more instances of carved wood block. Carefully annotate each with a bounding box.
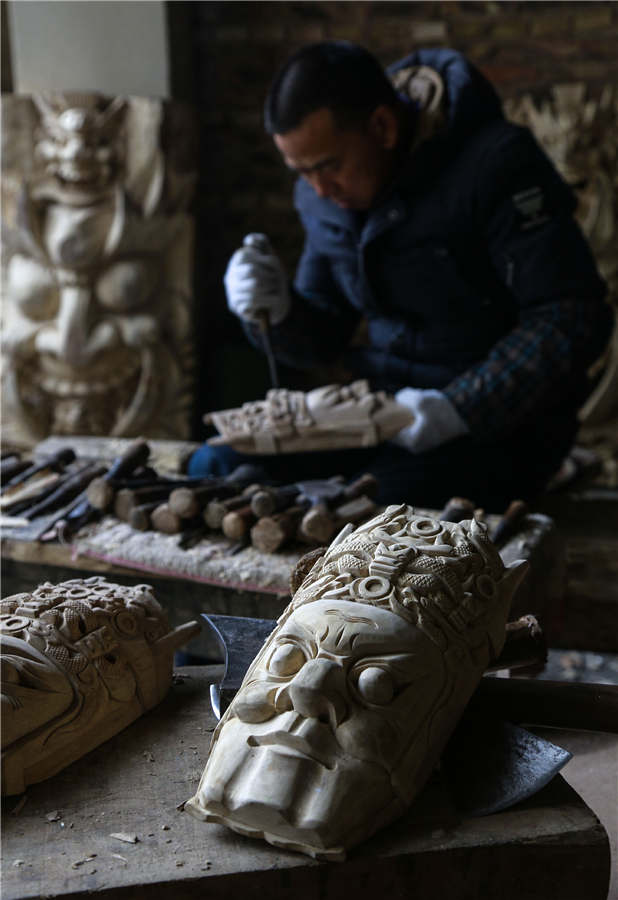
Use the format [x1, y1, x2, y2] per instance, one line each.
[0, 576, 200, 795]
[205, 380, 414, 453]
[185, 505, 528, 860]
[1, 92, 197, 447]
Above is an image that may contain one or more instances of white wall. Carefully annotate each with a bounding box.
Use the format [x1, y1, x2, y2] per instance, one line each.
[7, 0, 169, 97]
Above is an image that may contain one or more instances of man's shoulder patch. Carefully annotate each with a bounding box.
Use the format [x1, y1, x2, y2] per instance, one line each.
[511, 186, 550, 230]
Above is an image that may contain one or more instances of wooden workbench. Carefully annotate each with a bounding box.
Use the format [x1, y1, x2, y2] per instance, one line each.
[1, 667, 610, 900]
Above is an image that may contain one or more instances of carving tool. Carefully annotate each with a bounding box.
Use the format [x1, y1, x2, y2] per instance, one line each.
[2, 446, 76, 490]
[151, 502, 183, 534]
[0, 471, 62, 510]
[243, 233, 281, 389]
[23, 463, 106, 520]
[490, 498, 529, 548]
[114, 485, 180, 521]
[250, 503, 309, 553]
[86, 439, 151, 511]
[1, 456, 31, 483]
[438, 496, 476, 523]
[129, 500, 163, 531]
[204, 493, 252, 530]
[222, 504, 257, 541]
[251, 484, 301, 518]
[204, 483, 262, 531]
[297, 474, 379, 544]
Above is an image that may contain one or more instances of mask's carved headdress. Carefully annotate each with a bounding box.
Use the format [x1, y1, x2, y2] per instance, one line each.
[289, 504, 528, 660]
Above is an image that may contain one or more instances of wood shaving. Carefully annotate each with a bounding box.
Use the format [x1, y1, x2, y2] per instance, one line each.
[71, 855, 97, 869]
[109, 832, 139, 844]
[111, 854, 127, 863]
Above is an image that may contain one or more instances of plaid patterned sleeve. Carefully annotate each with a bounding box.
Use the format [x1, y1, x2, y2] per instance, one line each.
[443, 297, 613, 438]
[444, 125, 612, 439]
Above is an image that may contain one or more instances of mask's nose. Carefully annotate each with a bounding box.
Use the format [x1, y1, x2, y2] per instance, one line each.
[278, 657, 347, 725]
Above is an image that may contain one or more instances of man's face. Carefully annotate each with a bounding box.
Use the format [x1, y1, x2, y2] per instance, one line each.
[274, 107, 397, 210]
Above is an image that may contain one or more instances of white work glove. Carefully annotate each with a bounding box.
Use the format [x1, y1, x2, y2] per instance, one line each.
[224, 233, 291, 326]
[391, 388, 469, 454]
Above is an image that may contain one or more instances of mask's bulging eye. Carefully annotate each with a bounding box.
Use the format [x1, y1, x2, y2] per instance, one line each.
[269, 642, 306, 677]
[356, 666, 394, 705]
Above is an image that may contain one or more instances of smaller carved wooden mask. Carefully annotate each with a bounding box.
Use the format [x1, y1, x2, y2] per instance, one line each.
[1, 576, 199, 795]
[186, 505, 528, 859]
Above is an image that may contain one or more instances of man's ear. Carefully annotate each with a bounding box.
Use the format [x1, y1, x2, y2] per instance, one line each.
[369, 105, 399, 149]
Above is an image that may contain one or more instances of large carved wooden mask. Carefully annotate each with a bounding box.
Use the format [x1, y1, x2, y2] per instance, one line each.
[186, 505, 528, 860]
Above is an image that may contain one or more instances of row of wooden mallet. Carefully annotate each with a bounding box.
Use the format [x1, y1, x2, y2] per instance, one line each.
[88, 462, 381, 553]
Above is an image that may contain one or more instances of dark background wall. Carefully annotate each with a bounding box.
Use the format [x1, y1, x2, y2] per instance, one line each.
[167, 0, 618, 438]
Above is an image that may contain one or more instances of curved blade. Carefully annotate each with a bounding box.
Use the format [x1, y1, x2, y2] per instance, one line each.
[202, 614, 276, 719]
[443, 715, 572, 817]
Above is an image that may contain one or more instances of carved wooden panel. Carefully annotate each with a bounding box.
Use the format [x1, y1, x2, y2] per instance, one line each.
[1, 93, 197, 446]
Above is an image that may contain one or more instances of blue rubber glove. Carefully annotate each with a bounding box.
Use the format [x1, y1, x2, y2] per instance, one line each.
[391, 388, 469, 454]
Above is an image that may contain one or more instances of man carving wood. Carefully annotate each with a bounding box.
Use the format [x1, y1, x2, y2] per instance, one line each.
[190, 42, 611, 509]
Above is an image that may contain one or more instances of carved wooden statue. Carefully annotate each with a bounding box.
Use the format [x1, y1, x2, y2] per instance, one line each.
[1, 92, 196, 446]
[506, 84, 618, 425]
[1, 576, 200, 795]
[204, 380, 414, 453]
[186, 505, 528, 860]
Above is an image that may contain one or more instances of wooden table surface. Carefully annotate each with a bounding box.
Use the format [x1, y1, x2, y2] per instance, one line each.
[1, 667, 610, 900]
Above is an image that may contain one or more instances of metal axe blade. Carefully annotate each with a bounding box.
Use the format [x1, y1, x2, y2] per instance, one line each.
[203, 613, 275, 719]
[442, 715, 572, 817]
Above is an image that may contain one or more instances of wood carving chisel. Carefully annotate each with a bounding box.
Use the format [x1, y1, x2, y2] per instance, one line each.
[243, 233, 281, 389]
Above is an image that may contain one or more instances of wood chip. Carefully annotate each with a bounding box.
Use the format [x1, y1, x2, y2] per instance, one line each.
[143, 751, 155, 762]
[71, 855, 97, 869]
[46, 810, 61, 822]
[109, 832, 139, 844]
[111, 854, 127, 863]
[13, 860, 25, 867]
[161, 824, 170, 830]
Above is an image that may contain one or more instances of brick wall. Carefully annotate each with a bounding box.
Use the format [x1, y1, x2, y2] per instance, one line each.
[185, 1, 617, 421]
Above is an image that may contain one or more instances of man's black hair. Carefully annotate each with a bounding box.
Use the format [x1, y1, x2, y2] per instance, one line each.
[264, 41, 400, 135]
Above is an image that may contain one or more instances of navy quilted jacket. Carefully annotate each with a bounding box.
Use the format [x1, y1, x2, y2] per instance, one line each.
[244, 48, 611, 441]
